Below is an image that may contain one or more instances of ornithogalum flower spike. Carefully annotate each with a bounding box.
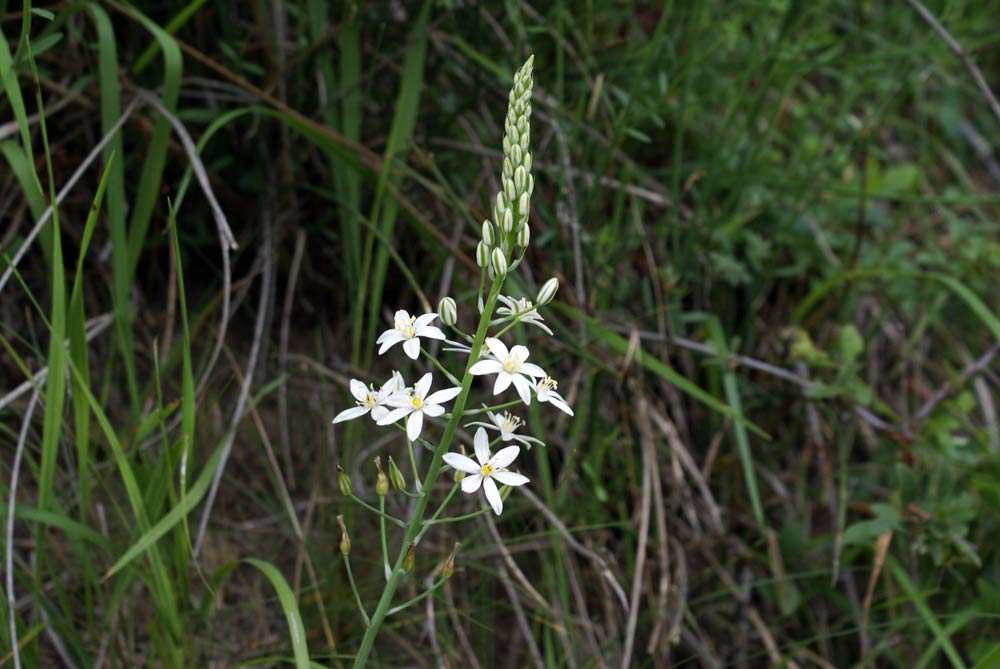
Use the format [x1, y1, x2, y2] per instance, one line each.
[330, 56, 573, 669]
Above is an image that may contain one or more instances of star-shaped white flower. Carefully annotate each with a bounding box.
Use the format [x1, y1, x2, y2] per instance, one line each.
[535, 376, 573, 416]
[496, 295, 553, 335]
[443, 428, 529, 515]
[377, 372, 460, 441]
[376, 309, 446, 360]
[467, 410, 544, 449]
[469, 339, 546, 405]
[332, 372, 406, 424]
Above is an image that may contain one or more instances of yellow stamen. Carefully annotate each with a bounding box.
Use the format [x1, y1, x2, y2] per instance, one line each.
[481, 463, 494, 476]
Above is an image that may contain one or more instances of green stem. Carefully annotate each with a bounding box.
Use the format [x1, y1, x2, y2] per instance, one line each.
[343, 555, 370, 626]
[422, 347, 461, 385]
[462, 399, 523, 416]
[379, 495, 390, 580]
[350, 494, 406, 527]
[407, 437, 423, 493]
[386, 578, 447, 616]
[422, 504, 493, 525]
[351, 281, 503, 668]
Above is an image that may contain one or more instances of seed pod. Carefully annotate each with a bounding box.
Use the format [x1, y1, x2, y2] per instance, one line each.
[536, 277, 559, 305]
[387, 456, 406, 492]
[442, 542, 460, 579]
[402, 543, 415, 573]
[336, 515, 351, 555]
[438, 296, 457, 326]
[337, 464, 352, 497]
[375, 456, 389, 497]
[491, 248, 508, 277]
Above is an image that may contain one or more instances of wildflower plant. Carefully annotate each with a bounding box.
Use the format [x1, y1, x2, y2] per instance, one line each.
[332, 56, 569, 666]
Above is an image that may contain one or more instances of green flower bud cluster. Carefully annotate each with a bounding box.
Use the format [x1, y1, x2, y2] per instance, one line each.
[480, 55, 535, 276]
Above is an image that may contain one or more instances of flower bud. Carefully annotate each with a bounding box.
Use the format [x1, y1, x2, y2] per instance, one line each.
[517, 223, 530, 248]
[504, 178, 516, 202]
[438, 296, 457, 326]
[524, 153, 532, 174]
[536, 277, 559, 305]
[508, 126, 520, 146]
[375, 456, 389, 497]
[387, 456, 407, 492]
[337, 464, 352, 497]
[501, 208, 514, 233]
[476, 241, 490, 268]
[442, 542, 460, 579]
[491, 248, 508, 277]
[510, 143, 523, 167]
[482, 220, 495, 246]
[337, 515, 351, 555]
[514, 166, 527, 195]
[518, 192, 529, 218]
[402, 543, 415, 573]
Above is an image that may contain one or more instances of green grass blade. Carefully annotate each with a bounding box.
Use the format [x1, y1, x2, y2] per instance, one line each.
[707, 318, 766, 530]
[887, 555, 967, 669]
[68, 152, 115, 515]
[244, 559, 312, 669]
[132, 0, 209, 74]
[104, 442, 224, 579]
[355, 0, 432, 366]
[87, 4, 135, 413]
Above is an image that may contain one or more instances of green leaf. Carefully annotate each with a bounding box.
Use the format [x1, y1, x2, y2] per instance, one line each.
[244, 559, 311, 669]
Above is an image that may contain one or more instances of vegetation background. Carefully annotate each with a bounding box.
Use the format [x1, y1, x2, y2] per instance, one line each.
[2, 0, 1000, 666]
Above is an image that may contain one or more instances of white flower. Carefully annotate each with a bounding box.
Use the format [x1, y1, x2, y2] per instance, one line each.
[469, 339, 546, 405]
[443, 428, 529, 515]
[376, 309, 446, 360]
[496, 295, 552, 335]
[467, 410, 543, 449]
[377, 373, 461, 441]
[332, 372, 406, 424]
[535, 376, 573, 416]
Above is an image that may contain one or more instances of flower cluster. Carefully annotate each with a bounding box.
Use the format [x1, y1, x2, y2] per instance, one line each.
[332, 55, 570, 520]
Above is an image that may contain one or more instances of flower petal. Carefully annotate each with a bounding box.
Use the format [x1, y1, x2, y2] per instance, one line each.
[444, 452, 481, 474]
[511, 374, 532, 405]
[414, 373, 433, 398]
[349, 379, 368, 401]
[549, 393, 574, 416]
[493, 372, 513, 395]
[425, 386, 461, 405]
[377, 330, 405, 355]
[332, 405, 369, 424]
[403, 337, 421, 360]
[382, 371, 405, 393]
[377, 407, 411, 425]
[510, 344, 530, 361]
[490, 445, 521, 470]
[519, 363, 547, 378]
[474, 427, 491, 465]
[485, 337, 509, 361]
[414, 312, 438, 330]
[394, 309, 410, 323]
[461, 473, 483, 493]
[483, 478, 503, 515]
[418, 325, 446, 341]
[493, 471, 529, 487]
[371, 406, 389, 422]
[469, 360, 503, 376]
[423, 403, 445, 417]
[406, 411, 424, 441]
